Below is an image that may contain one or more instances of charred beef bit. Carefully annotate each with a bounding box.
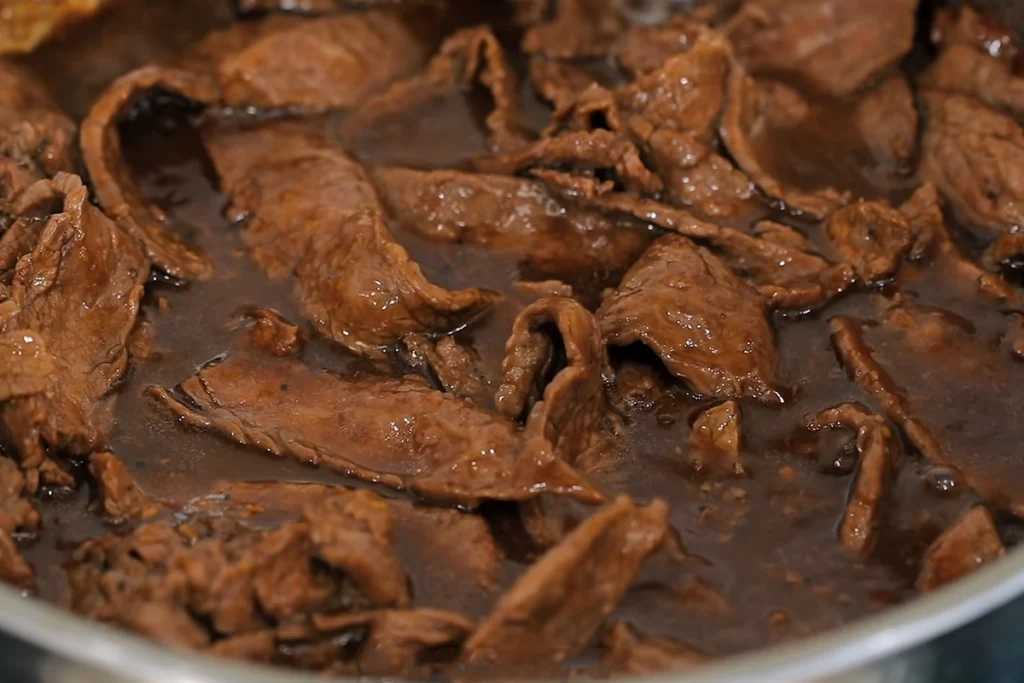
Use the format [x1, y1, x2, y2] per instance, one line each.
[805, 404, 895, 557]
[203, 121, 499, 356]
[522, 0, 626, 59]
[342, 26, 528, 154]
[919, 91, 1024, 236]
[88, 451, 153, 523]
[371, 166, 653, 287]
[825, 200, 914, 283]
[724, 0, 917, 97]
[302, 490, 410, 608]
[233, 306, 305, 357]
[461, 496, 668, 670]
[712, 223, 856, 310]
[401, 334, 492, 405]
[149, 349, 600, 507]
[1, 174, 147, 474]
[917, 506, 1006, 592]
[80, 67, 217, 280]
[615, 15, 709, 78]
[595, 622, 707, 676]
[854, 74, 918, 177]
[598, 234, 781, 403]
[720, 68, 849, 219]
[496, 297, 611, 463]
[688, 401, 744, 476]
[475, 128, 663, 196]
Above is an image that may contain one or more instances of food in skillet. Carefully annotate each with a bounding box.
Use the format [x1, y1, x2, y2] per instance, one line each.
[0, 0, 1023, 678]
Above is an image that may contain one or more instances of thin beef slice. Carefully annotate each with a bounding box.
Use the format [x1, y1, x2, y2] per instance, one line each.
[461, 495, 668, 669]
[825, 200, 914, 283]
[597, 234, 782, 403]
[149, 349, 600, 507]
[917, 506, 1005, 591]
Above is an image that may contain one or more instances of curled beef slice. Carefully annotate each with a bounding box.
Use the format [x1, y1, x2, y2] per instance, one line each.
[81, 68, 217, 280]
[720, 68, 848, 218]
[712, 223, 856, 310]
[688, 400, 744, 476]
[917, 506, 1005, 592]
[920, 91, 1024, 235]
[597, 235, 781, 403]
[462, 495, 668, 668]
[401, 334, 492, 405]
[343, 26, 527, 153]
[806, 404, 895, 557]
[923, 43, 1024, 122]
[725, 0, 916, 97]
[233, 306, 305, 357]
[1, 174, 147, 469]
[496, 297, 611, 463]
[522, 0, 626, 59]
[89, 451, 153, 523]
[203, 121, 499, 356]
[371, 166, 653, 284]
[149, 350, 600, 507]
[825, 200, 913, 283]
[596, 622, 707, 676]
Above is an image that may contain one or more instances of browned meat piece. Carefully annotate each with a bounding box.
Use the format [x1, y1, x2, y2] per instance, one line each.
[615, 16, 709, 77]
[712, 223, 856, 310]
[372, 167, 654, 287]
[0, 329, 54, 403]
[688, 401, 744, 476]
[0, 455, 39, 587]
[342, 26, 527, 154]
[918, 506, 1005, 591]
[596, 622, 707, 676]
[462, 496, 668, 669]
[496, 297, 611, 464]
[1, 174, 147, 474]
[806, 404, 895, 556]
[89, 451, 152, 523]
[530, 59, 600, 112]
[825, 200, 914, 282]
[923, 42, 1024, 121]
[80, 68, 218, 280]
[919, 91, 1024, 236]
[0, 529, 33, 587]
[522, 0, 626, 59]
[0, 0, 112, 54]
[150, 348, 600, 507]
[303, 491, 410, 608]
[401, 334, 492, 405]
[721, 68, 849, 218]
[203, 121, 499, 356]
[476, 129, 663, 196]
[0, 63, 75, 224]
[233, 306, 305, 357]
[855, 75, 919, 176]
[725, 0, 917, 97]
[598, 235, 781, 403]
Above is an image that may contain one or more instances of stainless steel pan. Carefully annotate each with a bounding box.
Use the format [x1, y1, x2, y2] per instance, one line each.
[2, 543, 1024, 682]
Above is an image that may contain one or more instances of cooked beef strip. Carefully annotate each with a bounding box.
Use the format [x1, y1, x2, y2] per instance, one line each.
[88, 451, 153, 523]
[615, 15, 709, 78]
[598, 234, 782, 403]
[401, 334, 493, 405]
[825, 200, 914, 283]
[725, 0, 917, 97]
[916, 505, 1005, 591]
[593, 621, 707, 677]
[149, 343, 600, 507]
[461, 495, 668, 671]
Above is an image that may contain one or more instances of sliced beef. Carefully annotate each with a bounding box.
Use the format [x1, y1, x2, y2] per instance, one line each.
[919, 91, 1024, 236]
[597, 235, 781, 403]
[725, 0, 917, 97]
[0, 0, 114, 54]
[342, 26, 527, 154]
[721, 68, 849, 218]
[688, 400, 744, 476]
[0, 455, 39, 587]
[462, 496, 668, 669]
[1, 174, 147, 473]
[855, 74, 919, 177]
[595, 622, 707, 676]
[825, 200, 914, 283]
[522, 0, 626, 59]
[615, 15, 709, 77]
[203, 120, 500, 356]
[923, 43, 1024, 123]
[917, 506, 1005, 591]
[806, 404, 895, 556]
[89, 451, 152, 523]
[234, 306, 305, 357]
[496, 297, 611, 464]
[371, 166, 654, 285]
[0, 329, 54, 403]
[150, 348, 600, 507]
[712, 223, 856, 310]
[401, 334, 492, 405]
